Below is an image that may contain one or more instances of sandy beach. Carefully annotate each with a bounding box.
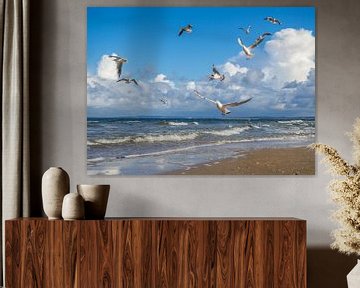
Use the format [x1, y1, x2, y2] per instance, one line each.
[170, 147, 315, 175]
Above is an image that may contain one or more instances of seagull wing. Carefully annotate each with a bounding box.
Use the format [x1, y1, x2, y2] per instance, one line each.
[178, 28, 184, 36]
[131, 79, 139, 85]
[109, 55, 127, 62]
[237, 37, 245, 48]
[275, 19, 281, 25]
[212, 65, 220, 75]
[117, 78, 126, 83]
[249, 38, 262, 49]
[249, 33, 271, 49]
[223, 97, 252, 108]
[116, 63, 124, 78]
[193, 90, 217, 104]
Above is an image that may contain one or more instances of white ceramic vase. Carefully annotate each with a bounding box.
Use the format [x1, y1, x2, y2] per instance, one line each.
[347, 259, 360, 288]
[42, 167, 70, 219]
[77, 184, 110, 219]
[62, 192, 85, 220]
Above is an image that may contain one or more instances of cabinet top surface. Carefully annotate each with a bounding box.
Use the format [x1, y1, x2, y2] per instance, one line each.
[6, 217, 305, 222]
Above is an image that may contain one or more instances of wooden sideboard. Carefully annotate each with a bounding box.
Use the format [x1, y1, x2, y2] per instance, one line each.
[5, 218, 306, 287]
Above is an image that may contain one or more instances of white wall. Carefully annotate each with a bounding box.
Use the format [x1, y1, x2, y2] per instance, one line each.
[30, 0, 360, 248]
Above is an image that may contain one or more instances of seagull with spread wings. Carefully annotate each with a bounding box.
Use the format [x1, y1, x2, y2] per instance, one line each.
[178, 24, 193, 36]
[264, 16, 281, 25]
[239, 25, 251, 34]
[108, 55, 127, 80]
[209, 65, 225, 81]
[237, 32, 272, 58]
[117, 78, 139, 85]
[193, 90, 252, 115]
[160, 98, 168, 105]
[250, 32, 272, 48]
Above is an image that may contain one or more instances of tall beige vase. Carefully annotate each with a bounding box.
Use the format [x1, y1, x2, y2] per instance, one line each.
[77, 184, 110, 219]
[42, 167, 70, 219]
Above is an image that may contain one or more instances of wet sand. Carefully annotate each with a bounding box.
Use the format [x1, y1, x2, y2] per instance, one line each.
[170, 147, 315, 175]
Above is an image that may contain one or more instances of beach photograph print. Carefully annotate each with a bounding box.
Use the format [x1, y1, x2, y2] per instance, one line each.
[87, 7, 315, 176]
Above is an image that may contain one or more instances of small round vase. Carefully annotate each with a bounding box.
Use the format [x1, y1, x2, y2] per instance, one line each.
[42, 167, 70, 219]
[62, 192, 85, 220]
[77, 184, 110, 219]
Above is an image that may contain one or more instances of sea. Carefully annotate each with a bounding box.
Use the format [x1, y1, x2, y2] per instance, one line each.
[87, 117, 315, 175]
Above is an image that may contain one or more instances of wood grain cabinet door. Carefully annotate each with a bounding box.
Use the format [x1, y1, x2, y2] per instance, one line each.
[6, 218, 306, 288]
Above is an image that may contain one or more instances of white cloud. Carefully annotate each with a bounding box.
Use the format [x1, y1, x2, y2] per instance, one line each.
[228, 84, 244, 91]
[186, 81, 196, 90]
[97, 54, 120, 80]
[153, 73, 175, 88]
[262, 28, 315, 88]
[221, 62, 248, 77]
[272, 103, 286, 110]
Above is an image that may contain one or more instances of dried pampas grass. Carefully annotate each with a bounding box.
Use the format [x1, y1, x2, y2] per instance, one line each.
[311, 118, 360, 256]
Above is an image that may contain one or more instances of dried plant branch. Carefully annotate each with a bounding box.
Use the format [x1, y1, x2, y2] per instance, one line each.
[310, 143, 357, 176]
[311, 118, 360, 256]
[350, 118, 360, 166]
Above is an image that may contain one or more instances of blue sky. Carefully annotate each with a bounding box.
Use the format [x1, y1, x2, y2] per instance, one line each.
[87, 7, 315, 118]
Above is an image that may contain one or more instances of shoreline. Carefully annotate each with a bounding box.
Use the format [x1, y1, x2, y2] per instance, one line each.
[168, 147, 315, 175]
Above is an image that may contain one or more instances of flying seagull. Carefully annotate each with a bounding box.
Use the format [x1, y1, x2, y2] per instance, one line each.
[237, 33, 271, 58]
[160, 98, 168, 105]
[239, 25, 251, 34]
[193, 90, 252, 115]
[178, 24, 193, 36]
[250, 32, 272, 48]
[237, 38, 254, 58]
[108, 55, 127, 79]
[264, 16, 281, 25]
[209, 65, 225, 81]
[117, 78, 139, 85]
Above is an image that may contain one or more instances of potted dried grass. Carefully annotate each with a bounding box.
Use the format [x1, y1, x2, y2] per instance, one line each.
[311, 118, 360, 287]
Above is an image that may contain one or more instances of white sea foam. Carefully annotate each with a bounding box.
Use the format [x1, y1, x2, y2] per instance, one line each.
[87, 140, 101, 146]
[114, 134, 314, 159]
[96, 137, 131, 144]
[87, 157, 105, 163]
[278, 120, 304, 124]
[125, 120, 142, 124]
[123, 142, 230, 159]
[167, 121, 189, 126]
[133, 133, 198, 143]
[204, 126, 251, 136]
[93, 133, 199, 145]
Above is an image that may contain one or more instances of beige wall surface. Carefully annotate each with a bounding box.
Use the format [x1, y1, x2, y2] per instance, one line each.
[29, 0, 360, 286]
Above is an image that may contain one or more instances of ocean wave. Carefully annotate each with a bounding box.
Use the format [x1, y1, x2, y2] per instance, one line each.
[123, 141, 232, 159]
[124, 120, 142, 124]
[88, 157, 106, 163]
[277, 120, 304, 124]
[87, 140, 101, 146]
[167, 121, 189, 126]
[92, 133, 199, 145]
[204, 126, 251, 136]
[121, 135, 313, 159]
